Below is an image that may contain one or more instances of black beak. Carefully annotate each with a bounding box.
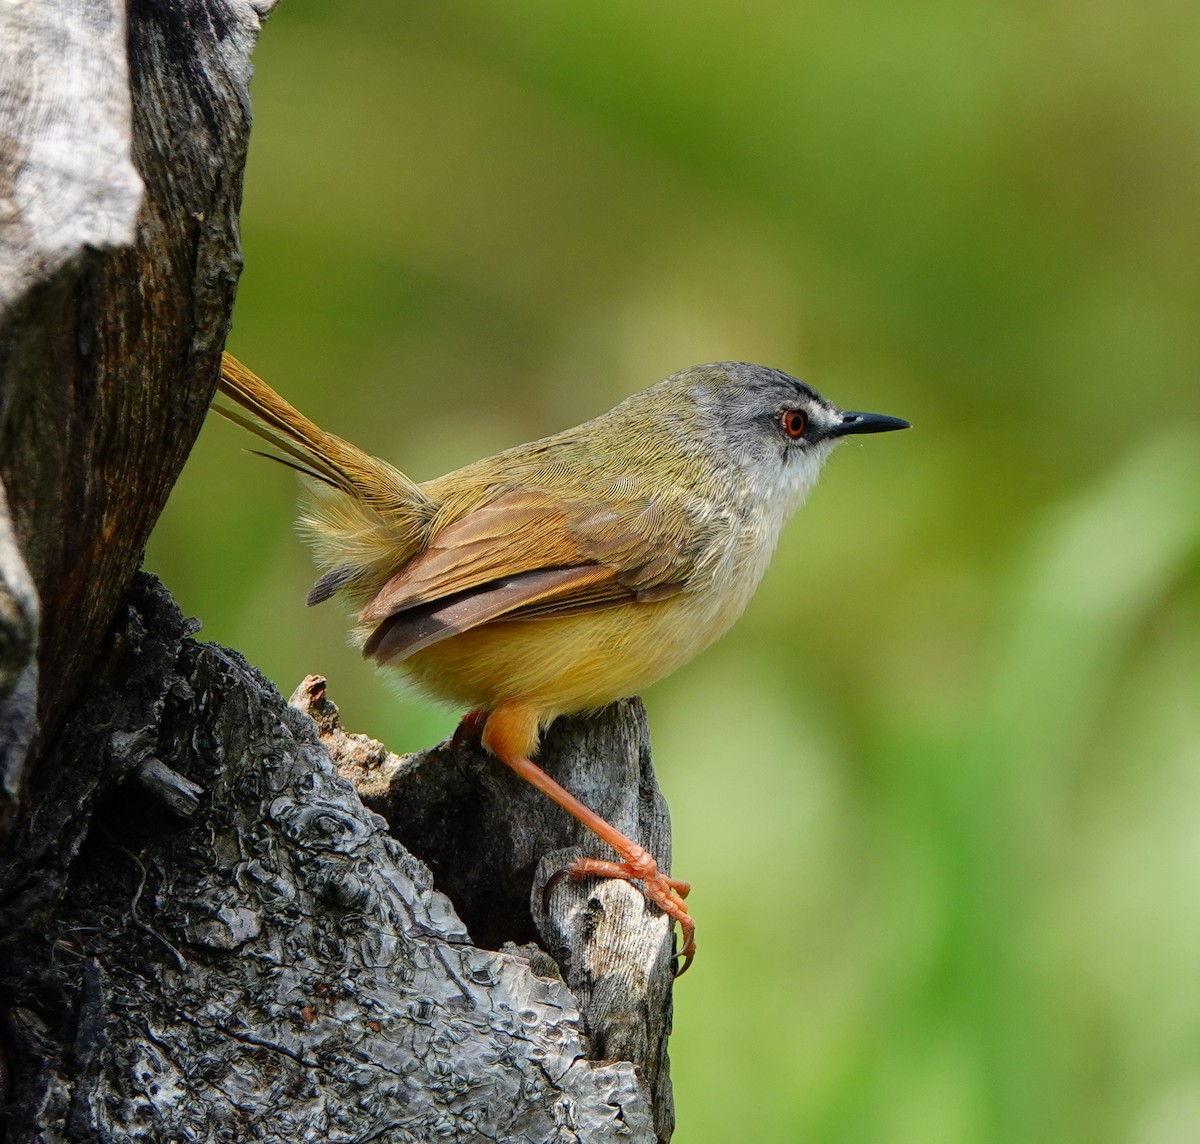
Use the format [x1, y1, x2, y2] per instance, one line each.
[827, 410, 911, 439]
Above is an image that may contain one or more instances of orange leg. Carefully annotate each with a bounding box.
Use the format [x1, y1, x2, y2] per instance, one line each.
[482, 702, 696, 974]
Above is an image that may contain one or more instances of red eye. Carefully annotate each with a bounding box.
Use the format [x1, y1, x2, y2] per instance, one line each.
[780, 409, 807, 439]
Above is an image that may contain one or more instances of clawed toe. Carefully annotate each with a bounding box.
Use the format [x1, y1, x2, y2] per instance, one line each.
[543, 853, 696, 974]
[672, 916, 696, 976]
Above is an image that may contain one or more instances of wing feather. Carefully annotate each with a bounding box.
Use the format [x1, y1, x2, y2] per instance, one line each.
[360, 490, 588, 623]
[363, 565, 617, 663]
[359, 485, 706, 663]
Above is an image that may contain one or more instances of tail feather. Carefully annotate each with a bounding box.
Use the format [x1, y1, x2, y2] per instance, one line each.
[215, 352, 437, 604]
[217, 353, 428, 511]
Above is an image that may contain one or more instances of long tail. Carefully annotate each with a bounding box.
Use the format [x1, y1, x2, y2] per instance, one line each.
[215, 352, 437, 604]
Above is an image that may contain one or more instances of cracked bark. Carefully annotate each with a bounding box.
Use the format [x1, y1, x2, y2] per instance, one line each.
[0, 2, 676, 1142]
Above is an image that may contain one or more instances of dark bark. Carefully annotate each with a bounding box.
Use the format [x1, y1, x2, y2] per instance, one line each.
[0, 2, 676, 1141]
[297, 679, 677, 1138]
[2, 574, 662, 1142]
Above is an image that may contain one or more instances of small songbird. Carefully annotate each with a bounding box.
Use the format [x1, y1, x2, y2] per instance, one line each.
[216, 353, 909, 971]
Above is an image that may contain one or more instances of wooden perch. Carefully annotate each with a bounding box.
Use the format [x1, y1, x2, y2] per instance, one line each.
[2, 574, 667, 1141]
[294, 676, 677, 1135]
[0, 1, 677, 1140]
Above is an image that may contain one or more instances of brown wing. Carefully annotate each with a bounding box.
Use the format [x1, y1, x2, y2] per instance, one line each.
[361, 565, 618, 662]
[359, 487, 703, 664]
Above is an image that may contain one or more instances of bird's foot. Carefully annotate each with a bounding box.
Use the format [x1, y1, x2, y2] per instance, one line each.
[482, 716, 698, 975]
[546, 850, 696, 975]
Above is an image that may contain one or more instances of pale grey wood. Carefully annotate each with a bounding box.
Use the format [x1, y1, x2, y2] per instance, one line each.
[0, 0, 143, 314]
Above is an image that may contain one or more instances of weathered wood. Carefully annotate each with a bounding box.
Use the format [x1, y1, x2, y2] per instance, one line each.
[296, 677, 677, 1141]
[2, 574, 659, 1142]
[0, 0, 262, 765]
[0, 479, 38, 839]
[0, 0, 143, 315]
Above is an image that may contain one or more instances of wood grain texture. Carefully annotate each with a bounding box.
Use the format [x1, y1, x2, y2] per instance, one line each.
[0, 0, 268, 759]
[0, 0, 143, 315]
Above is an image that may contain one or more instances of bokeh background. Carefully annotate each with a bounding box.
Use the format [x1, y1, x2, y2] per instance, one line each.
[148, 2, 1200, 1139]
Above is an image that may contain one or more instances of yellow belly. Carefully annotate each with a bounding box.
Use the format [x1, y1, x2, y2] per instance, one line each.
[401, 574, 748, 724]
[396, 504, 781, 726]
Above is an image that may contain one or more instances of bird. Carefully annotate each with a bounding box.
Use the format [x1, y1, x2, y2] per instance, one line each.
[215, 352, 909, 972]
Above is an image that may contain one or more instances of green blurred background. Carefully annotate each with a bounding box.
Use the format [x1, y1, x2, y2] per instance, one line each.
[148, 1, 1200, 1139]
